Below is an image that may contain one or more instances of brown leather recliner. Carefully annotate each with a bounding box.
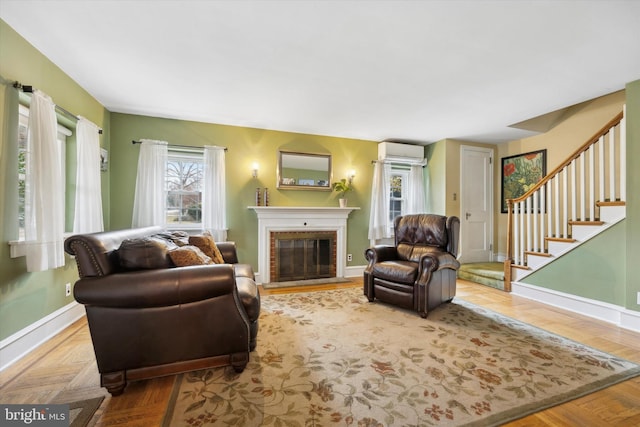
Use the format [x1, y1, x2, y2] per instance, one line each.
[364, 214, 460, 318]
[64, 226, 260, 396]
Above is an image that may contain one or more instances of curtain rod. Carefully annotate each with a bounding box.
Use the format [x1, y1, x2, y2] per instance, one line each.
[131, 140, 227, 151]
[13, 82, 103, 134]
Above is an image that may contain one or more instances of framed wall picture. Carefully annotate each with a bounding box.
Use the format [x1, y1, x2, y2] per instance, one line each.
[501, 149, 546, 213]
[100, 148, 108, 171]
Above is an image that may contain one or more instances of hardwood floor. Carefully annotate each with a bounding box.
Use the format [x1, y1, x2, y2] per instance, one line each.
[1, 278, 639, 426]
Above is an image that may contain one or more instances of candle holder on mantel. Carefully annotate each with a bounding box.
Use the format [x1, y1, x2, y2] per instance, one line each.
[255, 188, 261, 206]
[263, 188, 269, 206]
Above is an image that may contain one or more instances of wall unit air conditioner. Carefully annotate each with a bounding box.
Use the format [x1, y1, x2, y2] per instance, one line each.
[378, 142, 426, 165]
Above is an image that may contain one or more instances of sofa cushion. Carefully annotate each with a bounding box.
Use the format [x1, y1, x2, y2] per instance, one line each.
[154, 231, 190, 247]
[118, 237, 176, 270]
[168, 245, 214, 266]
[189, 232, 224, 264]
[371, 260, 418, 285]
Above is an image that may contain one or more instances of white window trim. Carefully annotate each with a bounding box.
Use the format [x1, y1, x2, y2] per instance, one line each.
[165, 148, 204, 230]
[387, 166, 410, 234]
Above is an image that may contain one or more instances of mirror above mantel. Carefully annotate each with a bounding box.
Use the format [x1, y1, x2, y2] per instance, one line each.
[277, 150, 332, 190]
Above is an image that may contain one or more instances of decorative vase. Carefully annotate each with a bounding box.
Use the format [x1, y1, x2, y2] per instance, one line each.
[339, 198, 347, 208]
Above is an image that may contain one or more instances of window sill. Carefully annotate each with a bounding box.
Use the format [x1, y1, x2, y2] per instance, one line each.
[8, 233, 73, 259]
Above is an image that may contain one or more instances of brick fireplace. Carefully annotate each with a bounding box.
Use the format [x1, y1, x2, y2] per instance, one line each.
[250, 206, 359, 284]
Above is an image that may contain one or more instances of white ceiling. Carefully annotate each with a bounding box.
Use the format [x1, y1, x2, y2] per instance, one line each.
[1, 0, 639, 144]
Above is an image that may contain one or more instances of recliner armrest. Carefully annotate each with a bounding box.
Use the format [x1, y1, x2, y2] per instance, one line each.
[364, 245, 398, 265]
[74, 264, 237, 308]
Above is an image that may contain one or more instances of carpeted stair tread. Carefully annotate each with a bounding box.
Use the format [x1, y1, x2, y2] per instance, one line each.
[458, 262, 504, 290]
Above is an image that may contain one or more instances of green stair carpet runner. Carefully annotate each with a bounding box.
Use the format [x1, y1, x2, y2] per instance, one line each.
[458, 262, 504, 290]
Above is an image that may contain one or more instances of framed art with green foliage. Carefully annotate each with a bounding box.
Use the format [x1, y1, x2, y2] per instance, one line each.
[501, 149, 546, 213]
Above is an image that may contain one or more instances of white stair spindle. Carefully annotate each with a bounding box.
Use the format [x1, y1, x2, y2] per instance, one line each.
[598, 135, 605, 203]
[609, 128, 615, 201]
[531, 190, 540, 252]
[570, 160, 577, 221]
[553, 175, 560, 237]
[562, 169, 568, 238]
[514, 202, 520, 265]
[526, 196, 531, 252]
[621, 106, 626, 201]
[540, 185, 546, 252]
[589, 145, 595, 220]
[547, 181, 552, 240]
[579, 152, 585, 221]
[519, 201, 525, 264]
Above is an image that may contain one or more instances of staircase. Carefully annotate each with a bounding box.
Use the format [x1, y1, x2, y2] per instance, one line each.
[503, 108, 626, 291]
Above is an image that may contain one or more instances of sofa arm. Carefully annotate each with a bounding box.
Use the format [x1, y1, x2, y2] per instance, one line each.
[74, 264, 237, 308]
[217, 242, 239, 264]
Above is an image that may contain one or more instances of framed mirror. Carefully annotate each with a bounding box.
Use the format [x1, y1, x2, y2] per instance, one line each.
[277, 151, 332, 190]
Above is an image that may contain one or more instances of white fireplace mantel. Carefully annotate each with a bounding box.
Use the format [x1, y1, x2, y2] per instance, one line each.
[249, 206, 359, 284]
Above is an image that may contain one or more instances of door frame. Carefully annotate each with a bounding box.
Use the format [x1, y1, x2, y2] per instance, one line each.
[459, 145, 494, 262]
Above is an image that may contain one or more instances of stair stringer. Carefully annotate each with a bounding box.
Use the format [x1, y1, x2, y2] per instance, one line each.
[512, 205, 625, 282]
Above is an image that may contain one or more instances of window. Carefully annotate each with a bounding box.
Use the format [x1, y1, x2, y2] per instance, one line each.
[17, 104, 70, 241]
[388, 167, 410, 227]
[165, 149, 204, 228]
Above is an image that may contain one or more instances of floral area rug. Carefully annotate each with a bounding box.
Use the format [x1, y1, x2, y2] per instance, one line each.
[162, 287, 640, 426]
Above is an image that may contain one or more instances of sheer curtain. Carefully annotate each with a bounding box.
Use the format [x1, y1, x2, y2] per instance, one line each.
[406, 164, 426, 214]
[24, 90, 65, 272]
[132, 139, 168, 227]
[368, 161, 391, 242]
[73, 117, 104, 233]
[202, 145, 227, 241]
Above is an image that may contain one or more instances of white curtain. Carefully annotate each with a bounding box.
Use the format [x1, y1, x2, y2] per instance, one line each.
[202, 145, 227, 241]
[406, 164, 426, 214]
[73, 117, 104, 233]
[24, 90, 65, 272]
[132, 139, 168, 227]
[368, 161, 391, 241]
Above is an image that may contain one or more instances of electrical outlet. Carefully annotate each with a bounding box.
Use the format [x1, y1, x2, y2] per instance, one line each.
[347, 253, 353, 262]
[637, 292, 640, 305]
[65, 283, 71, 297]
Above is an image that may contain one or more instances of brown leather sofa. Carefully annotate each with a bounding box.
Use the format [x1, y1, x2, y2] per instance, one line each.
[364, 214, 460, 318]
[64, 226, 260, 396]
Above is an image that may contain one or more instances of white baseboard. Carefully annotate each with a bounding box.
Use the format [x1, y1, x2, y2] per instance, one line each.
[345, 265, 365, 278]
[512, 281, 640, 333]
[0, 301, 85, 371]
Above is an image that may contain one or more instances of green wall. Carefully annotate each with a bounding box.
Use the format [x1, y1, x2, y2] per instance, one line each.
[109, 113, 377, 270]
[0, 19, 110, 341]
[625, 79, 640, 311]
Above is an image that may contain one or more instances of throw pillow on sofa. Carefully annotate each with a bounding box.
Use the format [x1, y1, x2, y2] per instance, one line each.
[118, 237, 176, 270]
[154, 230, 190, 247]
[189, 231, 225, 264]
[168, 245, 213, 266]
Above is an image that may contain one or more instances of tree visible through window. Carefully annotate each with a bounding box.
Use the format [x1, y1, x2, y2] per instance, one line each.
[166, 151, 203, 227]
[388, 168, 409, 225]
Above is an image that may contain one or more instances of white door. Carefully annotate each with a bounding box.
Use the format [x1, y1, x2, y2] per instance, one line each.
[460, 146, 493, 263]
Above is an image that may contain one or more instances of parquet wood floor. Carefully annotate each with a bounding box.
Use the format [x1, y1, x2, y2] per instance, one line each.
[1, 278, 639, 426]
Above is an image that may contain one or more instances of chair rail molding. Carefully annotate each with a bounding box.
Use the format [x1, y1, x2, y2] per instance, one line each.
[249, 206, 359, 284]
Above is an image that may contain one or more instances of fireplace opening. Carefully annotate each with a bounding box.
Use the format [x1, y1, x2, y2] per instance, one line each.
[271, 231, 336, 282]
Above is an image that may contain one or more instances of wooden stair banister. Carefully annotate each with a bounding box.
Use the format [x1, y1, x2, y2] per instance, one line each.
[504, 110, 625, 290]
